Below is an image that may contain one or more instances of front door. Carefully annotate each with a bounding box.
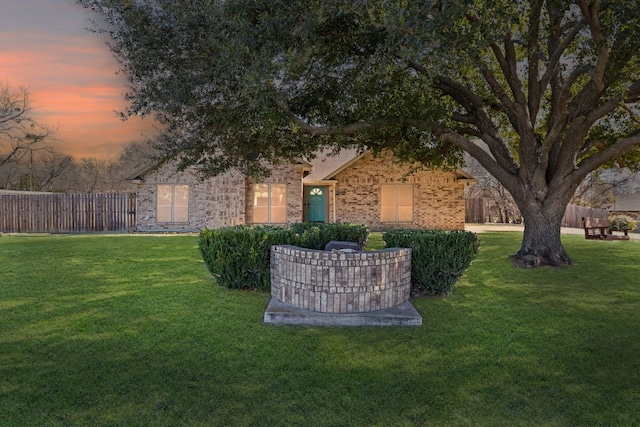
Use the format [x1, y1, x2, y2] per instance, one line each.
[306, 186, 326, 222]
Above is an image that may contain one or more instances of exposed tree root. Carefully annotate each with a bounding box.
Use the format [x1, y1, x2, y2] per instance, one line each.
[511, 250, 572, 268]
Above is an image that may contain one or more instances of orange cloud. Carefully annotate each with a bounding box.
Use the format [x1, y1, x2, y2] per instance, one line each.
[0, 0, 159, 160]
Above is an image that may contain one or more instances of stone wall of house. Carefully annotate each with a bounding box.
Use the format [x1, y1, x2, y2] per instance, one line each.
[135, 153, 466, 232]
[245, 163, 305, 225]
[332, 152, 467, 230]
[136, 162, 246, 232]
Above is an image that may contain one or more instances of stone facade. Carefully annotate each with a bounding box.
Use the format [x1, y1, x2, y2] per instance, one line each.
[133, 150, 471, 232]
[244, 164, 305, 226]
[327, 151, 469, 230]
[135, 162, 246, 232]
[270, 245, 412, 314]
[135, 161, 304, 232]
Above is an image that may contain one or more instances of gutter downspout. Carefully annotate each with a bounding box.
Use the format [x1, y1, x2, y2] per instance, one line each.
[332, 182, 337, 223]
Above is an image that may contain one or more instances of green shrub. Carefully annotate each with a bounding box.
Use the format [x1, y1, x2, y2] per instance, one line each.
[383, 229, 479, 297]
[198, 226, 291, 291]
[608, 214, 637, 232]
[198, 223, 369, 291]
[289, 222, 369, 249]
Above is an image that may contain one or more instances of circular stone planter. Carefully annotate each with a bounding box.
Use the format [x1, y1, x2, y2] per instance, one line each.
[270, 245, 412, 314]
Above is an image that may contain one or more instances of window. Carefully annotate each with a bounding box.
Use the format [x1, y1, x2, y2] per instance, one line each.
[253, 183, 287, 224]
[381, 184, 413, 223]
[157, 185, 189, 223]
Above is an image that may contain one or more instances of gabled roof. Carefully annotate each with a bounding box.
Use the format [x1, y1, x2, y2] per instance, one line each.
[127, 164, 158, 181]
[303, 148, 363, 182]
[303, 148, 474, 183]
[126, 158, 312, 182]
[126, 149, 474, 184]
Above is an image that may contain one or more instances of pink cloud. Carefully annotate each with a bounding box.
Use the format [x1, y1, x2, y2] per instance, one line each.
[0, 0, 159, 160]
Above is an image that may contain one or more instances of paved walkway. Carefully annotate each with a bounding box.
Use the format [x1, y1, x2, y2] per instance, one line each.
[465, 223, 640, 240]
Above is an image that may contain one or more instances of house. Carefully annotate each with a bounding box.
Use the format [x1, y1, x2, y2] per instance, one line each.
[601, 170, 640, 225]
[128, 149, 475, 232]
[610, 193, 640, 216]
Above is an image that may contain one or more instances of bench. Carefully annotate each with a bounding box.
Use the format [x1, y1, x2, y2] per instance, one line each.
[582, 217, 630, 240]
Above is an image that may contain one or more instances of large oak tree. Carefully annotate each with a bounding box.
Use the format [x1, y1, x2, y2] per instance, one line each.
[81, 0, 640, 266]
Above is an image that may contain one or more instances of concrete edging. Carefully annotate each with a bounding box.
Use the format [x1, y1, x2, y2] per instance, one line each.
[263, 297, 422, 327]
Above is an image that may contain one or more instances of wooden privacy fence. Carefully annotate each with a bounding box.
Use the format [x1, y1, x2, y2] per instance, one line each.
[465, 197, 608, 228]
[561, 203, 608, 228]
[465, 197, 486, 224]
[0, 192, 137, 233]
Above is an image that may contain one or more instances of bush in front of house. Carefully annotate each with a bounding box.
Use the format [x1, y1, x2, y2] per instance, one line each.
[198, 225, 291, 292]
[608, 214, 637, 232]
[383, 229, 479, 297]
[198, 223, 369, 291]
[289, 222, 369, 249]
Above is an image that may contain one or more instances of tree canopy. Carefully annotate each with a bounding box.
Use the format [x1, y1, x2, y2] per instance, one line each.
[81, 0, 640, 266]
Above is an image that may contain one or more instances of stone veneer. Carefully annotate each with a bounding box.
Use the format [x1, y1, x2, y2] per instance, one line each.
[244, 164, 305, 226]
[326, 151, 469, 230]
[270, 245, 412, 314]
[135, 161, 304, 232]
[134, 150, 471, 232]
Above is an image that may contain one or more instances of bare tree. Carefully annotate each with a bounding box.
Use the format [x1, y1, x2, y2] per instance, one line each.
[465, 154, 521, 223]
[75, 157, 109, 193]
[35, 151, 75, 192]
[0, 83, 57, 171]
[571, 172, 615, 208]
[108, 140, 159, 191]
[1, 84, 158, 193]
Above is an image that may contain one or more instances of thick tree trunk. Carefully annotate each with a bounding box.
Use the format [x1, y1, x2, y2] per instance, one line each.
[513, 205, 571, 267]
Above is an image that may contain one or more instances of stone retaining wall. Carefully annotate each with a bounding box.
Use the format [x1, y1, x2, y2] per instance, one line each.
[270, 245, 412, 314]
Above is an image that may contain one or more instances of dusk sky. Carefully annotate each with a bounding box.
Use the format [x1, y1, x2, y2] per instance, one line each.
[0, 0, 158, 160]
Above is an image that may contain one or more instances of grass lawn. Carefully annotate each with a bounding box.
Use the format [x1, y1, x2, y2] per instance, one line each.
[1, 232, 639, 426]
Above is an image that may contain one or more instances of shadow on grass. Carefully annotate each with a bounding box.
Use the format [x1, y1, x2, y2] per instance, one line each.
[1, 234, 639, 426]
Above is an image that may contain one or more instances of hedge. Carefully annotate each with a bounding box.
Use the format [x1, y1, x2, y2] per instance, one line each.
[383, 229, 479, 296]
[288, 222, 369, 249]
[198, 223, 369, 291]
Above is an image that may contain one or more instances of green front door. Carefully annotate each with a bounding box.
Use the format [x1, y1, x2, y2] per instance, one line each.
[306, 186, 326, 222]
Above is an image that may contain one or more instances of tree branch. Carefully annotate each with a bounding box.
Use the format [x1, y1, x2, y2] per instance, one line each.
[276, 100, 377, 136]
[625, 79, 640, 103]
[480, 68, 515, 111]
[435, 76, 519, 174]
[527, 0, 543, 124]
[539, 18, 587, 94]
[398, 56, 427, 74]
[434, 126, 519, 192]
[435, 76, 484, 112]
[577, 131, 640, 178]
[545, 65, 593, 148]
[577, 0, 609, 92]
[451, 112, 479, 125]
[502, 33, 528, 105]
[585, 78, 640, 125]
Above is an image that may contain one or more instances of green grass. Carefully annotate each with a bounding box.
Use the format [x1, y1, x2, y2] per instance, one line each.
[1, 232, 639, 426]
[365, 232, 384, 250]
